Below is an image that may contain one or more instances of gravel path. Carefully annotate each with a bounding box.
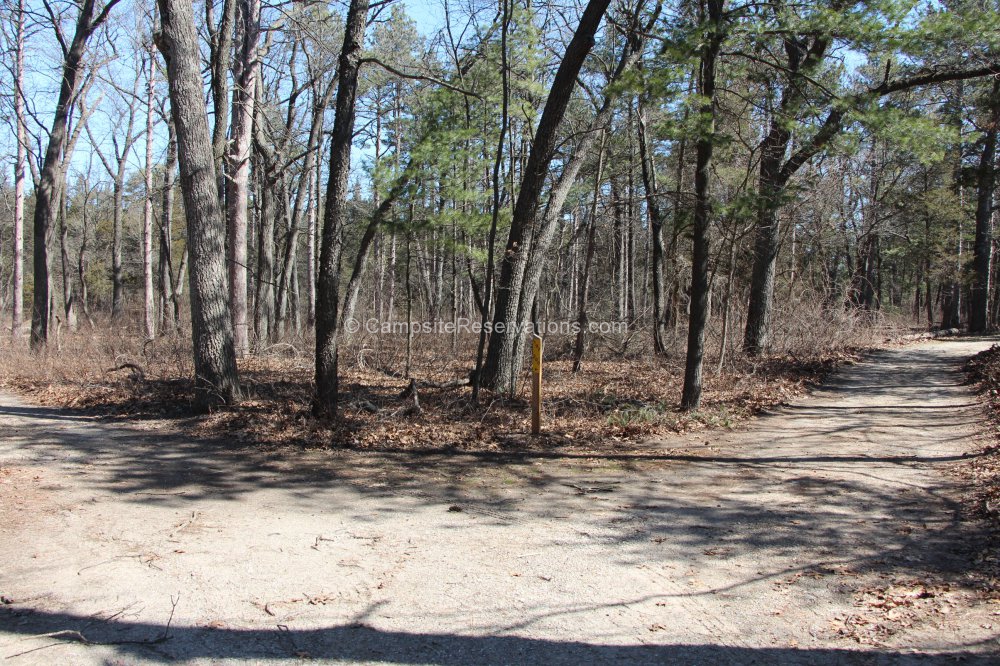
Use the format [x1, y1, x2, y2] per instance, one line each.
[1, 337, 999, 664]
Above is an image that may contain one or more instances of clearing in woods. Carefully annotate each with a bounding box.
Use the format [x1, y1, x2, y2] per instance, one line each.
[0, 337, 999, 664]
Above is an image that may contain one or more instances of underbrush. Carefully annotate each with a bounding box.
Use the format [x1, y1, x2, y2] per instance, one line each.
[964, 345, 1000, 521]
[0, 309, 890, 455]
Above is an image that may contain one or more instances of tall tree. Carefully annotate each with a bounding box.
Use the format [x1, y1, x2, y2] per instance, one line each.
[10, 0, 26, 337]
[314, 0, 369, 418]
[156, 0, 240, 408]
[142, 43, 157, 339]
[742, 3, 1000, 354]
[681, 0, 724, 410]
[87, 71, 142, 322]
[480, 0, 613, 394]
[969, 78, 1000, 332]
[226, 0, 261, 356]
[30, 0, 122, 348]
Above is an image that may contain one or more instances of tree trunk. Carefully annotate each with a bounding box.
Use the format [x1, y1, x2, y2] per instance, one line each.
[572, 131, 606, 372]
[470, 0, 510, 401]
[254, 162, 275, 344]
[58, 186, 76, 330]
[306, 163, 318, 327]
[480, 0, 614, 394]
[157, 0, 240, 408]
[717, 231, 737, 373]
[681, 0, 723, 410]
[503, 6, 656, 386]
[143, 48, 157, 338]
[208, 0, 236, 203]
[341, 174, 411, 331]
[11, 0, 26, 338]
[31, 0, 120, 348]
[969, 78, 999, 333]
[159, 118, 178, 329]
[314, 0, 369, 418]
[78, 181, 92, 324]
[637, 97, 668, 354]
[226, 0, 261, 357]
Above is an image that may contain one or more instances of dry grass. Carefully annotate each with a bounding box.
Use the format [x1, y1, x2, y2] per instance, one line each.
[0, 306, 905, 456]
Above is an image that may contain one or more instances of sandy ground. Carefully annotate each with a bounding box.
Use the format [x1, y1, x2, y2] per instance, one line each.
[1, 337, 999, 665]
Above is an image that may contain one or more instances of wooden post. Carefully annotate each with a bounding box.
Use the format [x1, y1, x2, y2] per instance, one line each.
[531, 334, 542, 435]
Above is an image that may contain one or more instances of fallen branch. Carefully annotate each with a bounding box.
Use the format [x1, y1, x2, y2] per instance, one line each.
[898, 328, 961, 342]
[106, 363, 145, 382]
[382, 366, 471, 392]
[6, 595, 177, 658]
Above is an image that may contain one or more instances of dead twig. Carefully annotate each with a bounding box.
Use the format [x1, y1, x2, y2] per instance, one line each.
[6, 595, 177, 659]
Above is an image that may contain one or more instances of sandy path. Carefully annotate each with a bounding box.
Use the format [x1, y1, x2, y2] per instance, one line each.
[1, 337, 998, 664]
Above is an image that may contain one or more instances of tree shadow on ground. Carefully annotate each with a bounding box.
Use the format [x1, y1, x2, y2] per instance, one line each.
[0, 338, 997, 655]
[1, 608, 996, 664]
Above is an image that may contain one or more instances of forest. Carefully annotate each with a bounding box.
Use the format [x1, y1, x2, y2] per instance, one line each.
[6, 2, 1000, 660]
[0, 0, 998, 447]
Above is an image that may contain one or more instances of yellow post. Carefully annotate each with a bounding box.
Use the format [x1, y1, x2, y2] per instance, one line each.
[531, 334, 542, 435]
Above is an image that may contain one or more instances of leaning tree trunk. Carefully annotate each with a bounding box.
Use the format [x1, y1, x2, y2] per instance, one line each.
[208, 0, 235, 205]
[494, 3, 658, 389]
[156, 0, 240, 409]
[31, 0, 120, 348]
[969, 78, 999, 333]
[254, 161, 276, 344]
[314, 0, 369, 418]
[481, 0, 613, 394]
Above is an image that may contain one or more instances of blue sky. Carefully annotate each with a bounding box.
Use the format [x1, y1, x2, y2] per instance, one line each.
[398, 0, 446, 35]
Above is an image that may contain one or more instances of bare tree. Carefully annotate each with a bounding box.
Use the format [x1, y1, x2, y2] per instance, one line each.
[30, 0, 122, 348]
[9, 0, 27, 337]
[87, 69, 142, 322]
[314, 0, 370, 418]
[226, 0, 261, 356]
[142, 43, 157, 339]
[156, 0, 240, 408]
[681, 0, 724, 410]
[480, 0, 615, 394]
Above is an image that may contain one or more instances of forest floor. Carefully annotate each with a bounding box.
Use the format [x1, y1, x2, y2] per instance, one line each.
[2, 337, 1000, 664]
[0, 327, 868, 453]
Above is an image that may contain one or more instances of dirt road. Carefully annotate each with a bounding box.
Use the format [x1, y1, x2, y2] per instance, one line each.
[1, 338, 999, 664]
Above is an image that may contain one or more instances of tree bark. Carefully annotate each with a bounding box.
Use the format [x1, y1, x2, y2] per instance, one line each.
[572, 131, 606, 372]
[143, 47, 157, 338]
[637, 96, 668, 354]
[226, 0, 261, 357]
[207, 0, 236, 203]
[480, 0, 613, 394]
[314, 0, 369, 418]
[31, 0, 120, 348]
[11, 0, 25, 338]
[159, 118, 178, 329]
[681, 0, 723, 410]
[254, 159, 275, 344]
[970, 78, 999, 333]
[58, 186, 76, 329]
[156, 0, 240, 408]
[501, 4, 658, 387]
